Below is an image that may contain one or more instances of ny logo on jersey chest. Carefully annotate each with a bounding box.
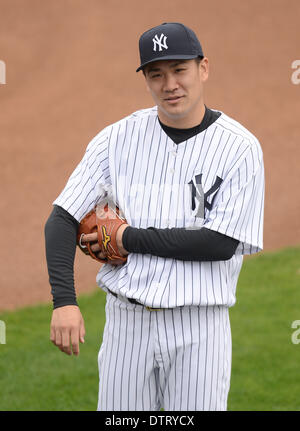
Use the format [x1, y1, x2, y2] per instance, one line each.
[188, 174, 223, 219]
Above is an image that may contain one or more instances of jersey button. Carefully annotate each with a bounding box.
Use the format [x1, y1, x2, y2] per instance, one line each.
[170, 168, 175, 174]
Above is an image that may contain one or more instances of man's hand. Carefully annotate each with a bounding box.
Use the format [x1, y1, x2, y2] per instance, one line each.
[50, 305, 85, 356]
[81, 224, 129, 260]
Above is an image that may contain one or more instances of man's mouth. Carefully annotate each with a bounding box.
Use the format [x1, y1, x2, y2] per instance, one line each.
[164, 95, 183, 103]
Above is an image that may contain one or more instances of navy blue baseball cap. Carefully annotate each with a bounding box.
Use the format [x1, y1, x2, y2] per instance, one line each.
[136, 22, 204, 72]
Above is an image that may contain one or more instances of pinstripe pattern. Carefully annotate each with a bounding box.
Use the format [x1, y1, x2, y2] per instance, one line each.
[97, 294, 231, 411]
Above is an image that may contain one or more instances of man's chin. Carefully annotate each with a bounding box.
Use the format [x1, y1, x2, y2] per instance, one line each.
[158, 106, 187, 121]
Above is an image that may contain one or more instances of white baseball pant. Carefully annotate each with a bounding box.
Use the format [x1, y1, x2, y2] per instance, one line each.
[97, 292, 232, 411]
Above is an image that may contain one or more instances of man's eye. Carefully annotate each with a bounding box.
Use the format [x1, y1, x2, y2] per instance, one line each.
[176, 68, 185, 72]
[151, 74, 161, 78]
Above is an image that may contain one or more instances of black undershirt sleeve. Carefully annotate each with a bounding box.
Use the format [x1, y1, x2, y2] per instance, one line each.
[123, 226, 239, 261]
[44, 205, 79, 309]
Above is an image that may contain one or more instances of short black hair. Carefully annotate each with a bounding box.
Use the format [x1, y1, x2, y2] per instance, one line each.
[142, 56, 204, 76]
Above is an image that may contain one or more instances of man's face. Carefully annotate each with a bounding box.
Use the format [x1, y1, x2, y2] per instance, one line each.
[143, 58, 209, 127]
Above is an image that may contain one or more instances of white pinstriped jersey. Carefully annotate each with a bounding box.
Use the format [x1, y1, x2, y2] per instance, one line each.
[54, 106, 264, 308]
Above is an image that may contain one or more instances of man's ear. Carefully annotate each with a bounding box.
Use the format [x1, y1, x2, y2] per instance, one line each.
[141, 68, 150, 92]
[200, 57, 209, 82]
[144, 76, 151, 93]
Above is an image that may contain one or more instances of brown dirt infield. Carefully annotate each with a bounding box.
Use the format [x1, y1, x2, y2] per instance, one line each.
[0, 0, 299, 311]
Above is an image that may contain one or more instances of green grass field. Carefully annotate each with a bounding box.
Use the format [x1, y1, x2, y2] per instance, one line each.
[0, 246, 300, 411]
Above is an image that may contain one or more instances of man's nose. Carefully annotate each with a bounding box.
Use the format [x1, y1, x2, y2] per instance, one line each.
[163, 73, 179, 92]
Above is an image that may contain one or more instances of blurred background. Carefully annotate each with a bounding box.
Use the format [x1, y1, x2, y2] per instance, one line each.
[0, 0, 300, 411]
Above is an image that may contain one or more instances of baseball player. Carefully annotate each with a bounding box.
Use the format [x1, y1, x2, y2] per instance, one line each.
[45, 22, 265, 411]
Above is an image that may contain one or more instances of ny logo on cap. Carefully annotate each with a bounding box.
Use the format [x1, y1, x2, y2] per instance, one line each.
[152, 33, 168, 52]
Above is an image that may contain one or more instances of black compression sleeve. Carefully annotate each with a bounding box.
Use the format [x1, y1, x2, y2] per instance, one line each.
[122, 226, 239, 261]
[44, 205, 79, 309]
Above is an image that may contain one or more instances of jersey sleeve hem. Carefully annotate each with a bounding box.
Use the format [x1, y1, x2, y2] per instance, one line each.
[51, 201, 82, 222]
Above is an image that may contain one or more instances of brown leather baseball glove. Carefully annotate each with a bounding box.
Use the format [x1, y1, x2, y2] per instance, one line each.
[77, 202, 128, 265]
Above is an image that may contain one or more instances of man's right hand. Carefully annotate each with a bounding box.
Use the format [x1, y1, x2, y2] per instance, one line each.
[50, 305, 85, 356]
